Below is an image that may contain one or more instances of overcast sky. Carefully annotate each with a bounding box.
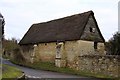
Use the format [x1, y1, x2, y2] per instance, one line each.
[0, 0, 119, 41]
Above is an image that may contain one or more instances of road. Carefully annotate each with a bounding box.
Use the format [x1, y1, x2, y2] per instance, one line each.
[2, 59, 101, 80]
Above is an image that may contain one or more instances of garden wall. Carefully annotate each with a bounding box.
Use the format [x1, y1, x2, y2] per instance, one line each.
[77, 55, 120, 77]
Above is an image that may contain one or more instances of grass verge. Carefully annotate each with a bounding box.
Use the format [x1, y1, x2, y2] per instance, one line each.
[2, 64, 23, 80]
[10, 59, 120, 80]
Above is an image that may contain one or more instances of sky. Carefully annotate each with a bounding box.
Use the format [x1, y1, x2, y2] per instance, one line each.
[0, 0, 119, 41]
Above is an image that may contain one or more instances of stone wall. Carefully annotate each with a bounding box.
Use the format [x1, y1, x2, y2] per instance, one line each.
[35, 43, 56, 63]
[20, 40, 105, 67]
[19, 40, 120, 78]
[21, 43, 56, 63]
[65, 40, 105, 68]
[78, 55, 120, 77]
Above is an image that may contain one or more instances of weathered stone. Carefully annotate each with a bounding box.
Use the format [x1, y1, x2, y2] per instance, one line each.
[80, 15, 103, 42]
[78, 55, 120, 77]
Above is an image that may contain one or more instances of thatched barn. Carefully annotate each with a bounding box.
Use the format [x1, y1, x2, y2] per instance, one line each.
[19, 11, 105, 67]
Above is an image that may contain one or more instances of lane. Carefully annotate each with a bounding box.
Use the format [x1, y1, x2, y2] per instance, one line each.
[2, 59, 82, 78]
[2, 59, 101, 80]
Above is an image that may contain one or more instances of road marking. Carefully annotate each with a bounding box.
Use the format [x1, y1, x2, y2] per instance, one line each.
[25, 74, 41, 79]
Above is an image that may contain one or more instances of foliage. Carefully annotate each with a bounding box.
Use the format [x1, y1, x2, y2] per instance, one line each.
[2, 38, 19, 51]
[2, 38, 25, 63]
[106, 32, 120, 55]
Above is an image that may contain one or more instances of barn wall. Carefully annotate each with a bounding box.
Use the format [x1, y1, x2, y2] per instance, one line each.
[34, 43, 56, 63]
[21, 40, 105, 67]
[65, 40, 105, 69]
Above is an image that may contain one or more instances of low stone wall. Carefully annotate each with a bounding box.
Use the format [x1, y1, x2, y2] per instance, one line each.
[78, 55, 120, 77]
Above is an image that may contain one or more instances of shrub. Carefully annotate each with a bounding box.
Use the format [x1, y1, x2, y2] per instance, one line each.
[106, 32, 120, 55]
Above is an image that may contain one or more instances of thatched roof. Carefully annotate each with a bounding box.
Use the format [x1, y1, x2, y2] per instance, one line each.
[19, 11, 104, 45]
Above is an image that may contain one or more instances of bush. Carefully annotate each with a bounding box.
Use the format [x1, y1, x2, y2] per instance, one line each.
[106, 32, 120, 55]
[2, 38, 26, 62]
[2, 38, 19, 51]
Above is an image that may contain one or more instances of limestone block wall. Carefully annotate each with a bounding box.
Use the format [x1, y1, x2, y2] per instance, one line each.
[33, 40, 97, 66]
[65, 40, 105, 69]
[34, 43, 56, 63]
[20, 40, 105, 66]
[20, 43, 56, 63]
[97, 43, 105, 55]
[78, 55, 120, 77]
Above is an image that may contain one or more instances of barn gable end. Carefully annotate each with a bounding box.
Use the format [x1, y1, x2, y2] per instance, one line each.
[80, 15, 104, 42]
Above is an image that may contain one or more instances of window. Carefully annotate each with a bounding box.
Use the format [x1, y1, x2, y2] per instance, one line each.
[90, 27, 92, 32]
[94, 42, 98, 49]
[90, 27, 95, 33]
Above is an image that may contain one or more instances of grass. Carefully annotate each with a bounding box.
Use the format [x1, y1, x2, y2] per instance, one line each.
[0, 66, 2, 80]
[2, 64, 23, 80]
[10, 59, 120, 80]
